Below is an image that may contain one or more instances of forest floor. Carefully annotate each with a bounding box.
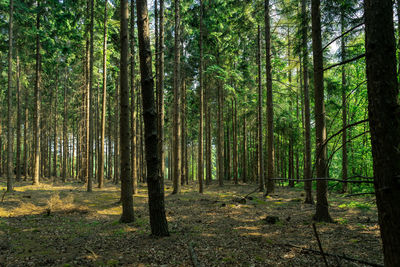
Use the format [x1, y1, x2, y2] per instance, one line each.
[0, 178, 383, 267]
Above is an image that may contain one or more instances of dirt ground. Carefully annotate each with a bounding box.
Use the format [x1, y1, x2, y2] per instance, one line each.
[0, 179, 383, 266]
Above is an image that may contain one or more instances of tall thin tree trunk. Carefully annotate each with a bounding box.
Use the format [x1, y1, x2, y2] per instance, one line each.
[172, 0, 181, 194]
[257, 25, 265, 192]
[87, 0, 95, 192]
[242, 114, 247, 183]
[301, 0, 313, 204]
[340, 9, 348, 193]
[62, 72, 68, 183]
[233, 98, 238, 184]
[265, 0, 274, 195]
[7, 0, 14, 191]
[53, 69, 58, 178]
[198, 0, 204, 193]
[24, 77, 29, 180]
[311, 0, 332, 222]
[181, 79, 187, 186]
[16, 52, 21, 182]
[136, 0, 169, 236]
[120, 0, 134, 223]
[98, 0, 108, 189]
[158, 0, 165, 186]
[33, 0, 41, 186]
[130, 0, 138, 194]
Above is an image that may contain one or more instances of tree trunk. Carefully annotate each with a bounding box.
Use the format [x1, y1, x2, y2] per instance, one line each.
[7, 0, 14, 191]
[340, 9, 348, 194]
[205, 83, 212, 185]
[87, 0, 95, 192]
[311, 0, 332, 222]
[16, 52, 21, 182]
[233, 98, 238, 184]
[62, 73, 68, 183]
[198, 0, 204, 193]
[365, 0, 400, 265]
[181, 79, 187, 186]
[119, 0, 134, 223]
[136, 0, 169, 236]
[33, 0, 41, 186]
[265, 0, 274, 195]
[257, 25, 265, 192]
[98, 0, 108, 189]
[158, 0, 165, 188]
[24, 76, 29, 180]
[130, 0, 138, 194]
[172, 0, 181, 194]
[242, 114, 247, 183]
[301, 0, 313, 204]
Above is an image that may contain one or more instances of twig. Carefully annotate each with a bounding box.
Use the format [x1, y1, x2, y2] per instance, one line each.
[85, 246, 98, 259]
[188, 242, 203, 267]
[312, 223, 329, 267]
[281, 243, 383, 267]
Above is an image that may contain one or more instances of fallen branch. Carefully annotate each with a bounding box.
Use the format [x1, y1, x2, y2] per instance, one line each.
[1, 190, 7, 203]
[312, 223, 329, 267]
[270, 178, 374, 184]
[244, 187, 259, 199]
[188, 242, 203, 267]
[345, 192, 375, 197]
[280, 243, 383, 267]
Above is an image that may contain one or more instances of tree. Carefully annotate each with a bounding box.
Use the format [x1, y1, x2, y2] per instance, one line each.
[87, 0, 94, 192]
[119, 0, 134, 223]
[98, 0, 108, 189]
[172, 0, 181, 194]
[311, 0, 332, 222]
[364, 0, 400, 265]
[7, 0, 14, 192]
[136, 0, 169, 237]
[265, 0, 275, 195]
[301, 0, 313, 204]
[257, 25, 264, 192]
[33, 0, 41, 186]
[131, 0, 138, 194]
[198, 0, 204, 193]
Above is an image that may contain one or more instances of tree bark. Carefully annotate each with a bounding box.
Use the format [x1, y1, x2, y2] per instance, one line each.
[62, 72, 68, 183]
[365, 0, 400, 265]
[301, 0, 313, 204]
[7, 0, 14, 191]
[198, 0, 204, 193]
[340, 8, 348, 194]
[257, 25, 265, 192]
[119, 0, 134, 223]
[33, 0, 41, 186]
[172, 0, 181, 194]
[136, 0, 169, 236]
[311, 0, 332, 222]
[98, 0, 108, 189]
[130, 0, 138, 194]
[16, 53, 21, 182]
[265, 0, 274, 195]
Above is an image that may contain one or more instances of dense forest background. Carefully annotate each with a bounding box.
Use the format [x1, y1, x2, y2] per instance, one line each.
[1, 0, 399, 266]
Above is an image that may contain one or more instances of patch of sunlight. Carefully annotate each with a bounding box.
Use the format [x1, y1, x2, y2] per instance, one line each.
[11, 202, 44, 216]
[0, 207, 11, 217]
[97, 206, 122, 215]
[201, 233, 216, 237]
[240, 232, 263, 237]
[234, 226, 260, 231]
[273, 201, 284, 205]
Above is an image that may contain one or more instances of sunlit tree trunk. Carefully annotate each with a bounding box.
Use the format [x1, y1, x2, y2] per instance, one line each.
[7, 0, 14, 191]
[257, 25, 265, 192]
